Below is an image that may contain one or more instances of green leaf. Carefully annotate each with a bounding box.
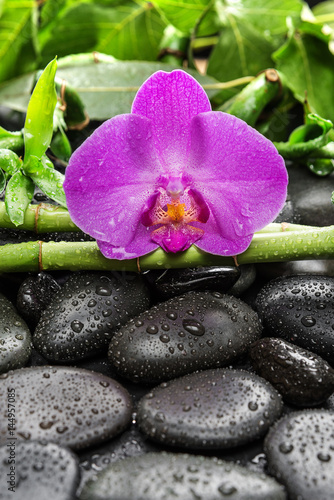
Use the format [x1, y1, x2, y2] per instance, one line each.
[23, 58, 57, 162]
[0, 169, 5, 194]
[307, 158, 334, 176]
[273, 24, 334, 123]
[214, 0, 303, 40]
[55, 59, 221, 120]
[207, 18, 274, 82]
[25, 155, 67, 208]
[5, 170, 34, 226]
[153, 0, 218, 35]
[0, 126, 24, 152]
[313, 1, 334, 31]
[51, 129, 72, 162]
[38, 1, 167, 65]
[0, 148, 21, 174]
[0, 0, 38, 83]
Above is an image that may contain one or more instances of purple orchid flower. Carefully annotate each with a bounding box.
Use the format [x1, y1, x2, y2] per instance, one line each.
[64, 70, 288, 260]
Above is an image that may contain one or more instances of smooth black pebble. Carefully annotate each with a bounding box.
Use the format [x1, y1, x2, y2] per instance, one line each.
[33, 271, 150, 361]
[0, 366, 133, 450]
[143, 265, 240, 300]
[80, 451, 287, 500]
[109, 291, 262, 383]
[265, 410, 334, 500]
[0, 293, 31, 373]
[137, 368, 282, 449]
[250, 337, 334, 406]
[16, 272, 61, 327]
[256, 275, 334, 363]
[0, 440, 79, 500]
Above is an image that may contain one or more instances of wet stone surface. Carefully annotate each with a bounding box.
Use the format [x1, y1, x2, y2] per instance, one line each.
[33, 271, 150, 361]
[0, 366, 133, 450]
[16, 272, 61, 328]
[256, 275, 334, 363]
[250, 337, 334, 406]
[80, 451, 287, 500]
[142, 265, 240, 300]
[265, 410, 334, 500]
[109, 291, 262, 383]
[137, 368, 283, 450]
[0, 440, 80, 500]
[0, 293, 31, 374]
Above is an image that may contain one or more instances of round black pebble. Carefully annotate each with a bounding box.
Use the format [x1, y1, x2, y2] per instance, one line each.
[255, 275, 334, 363]
[16, 272, 61, 327]
[0, 293, 31, 374]
[0, 440, 79, 500]
[265, 410, 334, 500]
[143, 265, 240, 300]
[250, 337, 334, 406]
[0, 366, 133, 450]
[33, 271, 150, 361]
[80, 451, 287, 500]
[109, 291, 262, 383]
[137, 368, 282, 449]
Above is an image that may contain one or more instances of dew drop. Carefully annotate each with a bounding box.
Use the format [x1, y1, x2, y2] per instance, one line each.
[301, 316, 316, 327]
[182, 319, 205, 336]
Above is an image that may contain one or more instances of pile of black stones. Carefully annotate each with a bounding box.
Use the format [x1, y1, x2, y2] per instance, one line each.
[0, 163, 334, 500]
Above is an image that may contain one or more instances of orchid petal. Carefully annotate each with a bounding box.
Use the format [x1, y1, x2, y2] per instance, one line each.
[188, 112, 288, 252]
[132, 70, 211, 171]
[64, 114, 163, 248]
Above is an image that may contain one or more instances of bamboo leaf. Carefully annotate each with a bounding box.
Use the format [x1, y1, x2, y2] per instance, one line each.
[0, 0, 38, 83]
[5, 170, 34, 226]
[25, 155, 67, 208]
[23, 58, 57, 162]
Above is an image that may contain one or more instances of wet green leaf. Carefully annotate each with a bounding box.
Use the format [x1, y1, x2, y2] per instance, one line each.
[5, 171, 34, 226]
[273, 23, 334, 122]
[23, 59, 58, 162]
[38, 1, 166, 65]
[154, 0, 219, 35]
[0, 169, 5, 194]
[307, 158, 334, 176]
[0, 149, 22, 175]
[51, 129, 72, 162]
[26, 155, 67, 208]
[0, 0, 38, 83]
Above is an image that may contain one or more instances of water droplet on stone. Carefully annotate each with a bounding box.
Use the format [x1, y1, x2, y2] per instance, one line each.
[182, 318, 205, 336]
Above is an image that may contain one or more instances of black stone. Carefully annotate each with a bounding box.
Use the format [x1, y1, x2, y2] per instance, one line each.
[80, 451, 287, 500]
[0, 293, 31, 373]
[0, 441, 80, 500]
[250, 337, 334, 406]
[109, 291, 262, 383]
[0, 366, 133, 450]
[143, 265, 240, 300]
[16, 272, 61, 328]
[265, 410, 334, 500]
[33, 271, 150, 361]
[256, 275, 334, 363]
[137, 368, 282, 449]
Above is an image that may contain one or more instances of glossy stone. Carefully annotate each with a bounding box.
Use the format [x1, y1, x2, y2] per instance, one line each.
[16, 272, 61, 327]
[143, 265, 240, 300]
[265, 410, 334, 500]
[0, 366, 133, 450]
[256, 275, 334, 363]
[109, 291, 262, 383]
[33, 271, 150, 361]
[137, 368, 282, 449]
[250, 338, 334, 406]
[0, 441, 79, 500]
[0, 293, 31, 373]
[80, 452, 287, 500]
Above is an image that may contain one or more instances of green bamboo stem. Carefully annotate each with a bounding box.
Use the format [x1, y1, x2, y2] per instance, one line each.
[0, 225, 333, 273]
[0, 201, 316, 234]
[0, 202, 78, 232]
